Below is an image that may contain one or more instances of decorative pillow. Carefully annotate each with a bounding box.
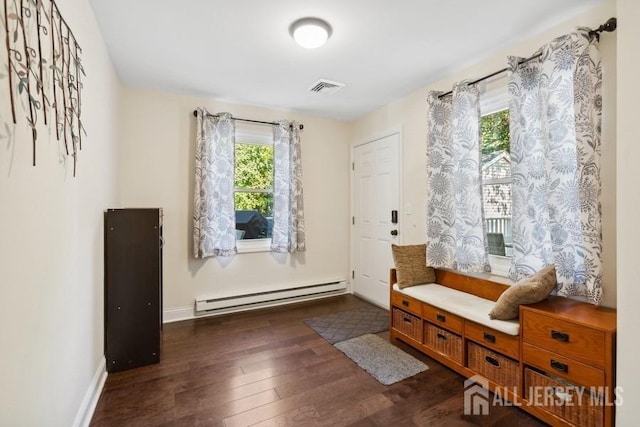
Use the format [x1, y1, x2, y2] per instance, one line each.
[391, 244, 436, 289]
[489, 265, 557, 320]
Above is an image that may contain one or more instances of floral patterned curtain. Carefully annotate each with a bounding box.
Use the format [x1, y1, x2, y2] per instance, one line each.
[193, 109, 237, 258]
[508, 29, 603, 304]
[271, 121, 306, 253]
[426, 83, 490, 273]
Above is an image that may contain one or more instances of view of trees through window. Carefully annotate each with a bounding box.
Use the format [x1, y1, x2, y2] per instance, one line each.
[481, 109, 512, 257]
[234, 143, 274, 240]
[481, 109, 509, 154]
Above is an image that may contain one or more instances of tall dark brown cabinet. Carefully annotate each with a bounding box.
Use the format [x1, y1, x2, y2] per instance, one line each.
[104, 208, 163, 373]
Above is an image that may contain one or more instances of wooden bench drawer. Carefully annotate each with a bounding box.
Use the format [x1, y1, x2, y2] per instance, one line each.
[468, 342, 520, 388]
[522, 310, 605, 369]
[422, 304, 463, 334]
[465, 321, 519, 359]
[391, 291, 422, 317]
[424, 323, 463, 364]
[525, 368, 604, 427]
[523, 343, 605, 388]
[392, 308, 422, 343]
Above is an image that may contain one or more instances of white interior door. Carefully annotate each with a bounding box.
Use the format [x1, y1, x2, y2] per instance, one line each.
[352, 133, 400, 308]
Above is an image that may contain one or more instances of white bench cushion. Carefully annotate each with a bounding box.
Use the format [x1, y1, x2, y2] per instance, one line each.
[393, 283, 519, 336]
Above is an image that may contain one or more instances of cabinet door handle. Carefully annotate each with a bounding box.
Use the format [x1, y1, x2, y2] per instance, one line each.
[485, 356, 500, 367]
[551, 330, 569, 343]
[402, 300, 409, 307]
[483, 332, 496, 343]
[436, 333, 447, 341]
[551, 359, 569, 373]
[436, 314, 446, 322]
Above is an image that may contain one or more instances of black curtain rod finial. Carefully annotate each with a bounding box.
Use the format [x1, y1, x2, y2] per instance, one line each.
[599, 17, 617, 33]
[589, 17, 617, 41]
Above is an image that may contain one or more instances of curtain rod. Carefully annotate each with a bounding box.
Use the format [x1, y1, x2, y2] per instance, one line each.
[437, 17, 617, 99]
[192, 110, 304, 130]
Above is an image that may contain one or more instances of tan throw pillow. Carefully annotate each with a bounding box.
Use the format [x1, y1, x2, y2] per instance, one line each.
[391, 244, 436, 289]
[489, 264, 557, 320]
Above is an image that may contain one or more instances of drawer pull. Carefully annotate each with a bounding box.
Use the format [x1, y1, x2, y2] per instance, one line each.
[551, 359, 569, 373]
[402, 300, 409, 307]
[436, 314, 446, 322]
[551, 330, 570, 343]
[485, 356, 501, 367]
[403, 317, 412, 323]
[437, 333, 448, 341]
[483, 332, 496, 343]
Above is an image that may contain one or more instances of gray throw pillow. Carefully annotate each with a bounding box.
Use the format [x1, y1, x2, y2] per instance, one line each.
[489, 264, 557, 320]
[391, 244, 436, 289]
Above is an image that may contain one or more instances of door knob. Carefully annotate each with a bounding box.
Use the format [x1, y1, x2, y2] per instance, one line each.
[390, 230, 398, 236]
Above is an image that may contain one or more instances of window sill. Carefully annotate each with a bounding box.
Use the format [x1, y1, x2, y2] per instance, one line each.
[438, 260, 515, 286]
[237, 239, 271, 254]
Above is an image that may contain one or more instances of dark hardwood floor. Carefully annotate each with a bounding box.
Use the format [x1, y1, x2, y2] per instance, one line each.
[91, 295, 546, 426]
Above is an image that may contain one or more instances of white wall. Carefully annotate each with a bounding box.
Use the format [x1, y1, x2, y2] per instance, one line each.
[615, 0, 639, 424]
[118, 87, 351, 316]
[351, 1, 618, 308]
[0, 0, 120, 425]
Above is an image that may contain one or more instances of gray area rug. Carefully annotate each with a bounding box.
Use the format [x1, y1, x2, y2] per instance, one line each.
[335, 334, 429, 385]
[304, 304, 389, 344]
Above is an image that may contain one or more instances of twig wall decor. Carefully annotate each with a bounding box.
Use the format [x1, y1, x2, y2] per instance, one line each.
[1, 0, 85, 175]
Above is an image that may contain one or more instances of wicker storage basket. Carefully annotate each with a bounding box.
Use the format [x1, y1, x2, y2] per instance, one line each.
[392, 308, 422, 342]
[424, 322, 463, 363]
[525, 368, 604, 427]
[468, 342, 519, 388]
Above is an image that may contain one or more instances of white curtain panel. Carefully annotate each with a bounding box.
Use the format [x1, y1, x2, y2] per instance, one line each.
[426, 83, 490, 273]
[508, 29, 603, 304]
[193, 109, 237, 258]
[271, 121, 306, 253]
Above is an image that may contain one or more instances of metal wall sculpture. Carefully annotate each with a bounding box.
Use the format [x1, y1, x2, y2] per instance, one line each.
[2, 0, 84, 175]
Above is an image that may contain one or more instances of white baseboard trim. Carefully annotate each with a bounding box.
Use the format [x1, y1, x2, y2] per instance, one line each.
[73, 356, 107, 427]
[163, 305, 195, 324]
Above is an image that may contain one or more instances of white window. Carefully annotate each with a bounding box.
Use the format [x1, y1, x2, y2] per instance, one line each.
[480, 86, 512, 275]
[234, 124, 274, 252]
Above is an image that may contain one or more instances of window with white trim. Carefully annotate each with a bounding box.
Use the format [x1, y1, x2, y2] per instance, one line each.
[234, 124, 274, 250]
[480, 86, 512, 274]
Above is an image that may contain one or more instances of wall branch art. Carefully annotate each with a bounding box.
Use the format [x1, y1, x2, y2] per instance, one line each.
[1, 0, 85, 175]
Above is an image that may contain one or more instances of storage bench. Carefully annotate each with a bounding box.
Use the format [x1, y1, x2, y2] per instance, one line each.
[389, 267, 617, 427]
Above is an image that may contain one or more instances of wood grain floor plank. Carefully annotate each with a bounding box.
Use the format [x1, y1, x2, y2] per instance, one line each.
[157, 414, 197, 427]
[273, 363, 363, 399]
[315, 392, 394, 426]
[198, 388, 280, 420]
[247, 405, 321, 427]
[238, 349, 318, 374]
[222, 373, 374, 427]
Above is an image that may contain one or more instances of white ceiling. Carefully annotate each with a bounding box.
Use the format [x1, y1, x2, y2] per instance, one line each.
[90, 0, 605, 121]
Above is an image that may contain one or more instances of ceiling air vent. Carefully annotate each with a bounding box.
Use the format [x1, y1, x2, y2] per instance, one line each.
[308, 79, 345, 94]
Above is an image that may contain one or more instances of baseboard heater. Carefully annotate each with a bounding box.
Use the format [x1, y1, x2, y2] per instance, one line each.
[195, 281, 347, 315]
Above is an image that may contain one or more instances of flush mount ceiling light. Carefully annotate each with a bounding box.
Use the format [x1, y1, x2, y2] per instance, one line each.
[289, 17, 332, 49]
